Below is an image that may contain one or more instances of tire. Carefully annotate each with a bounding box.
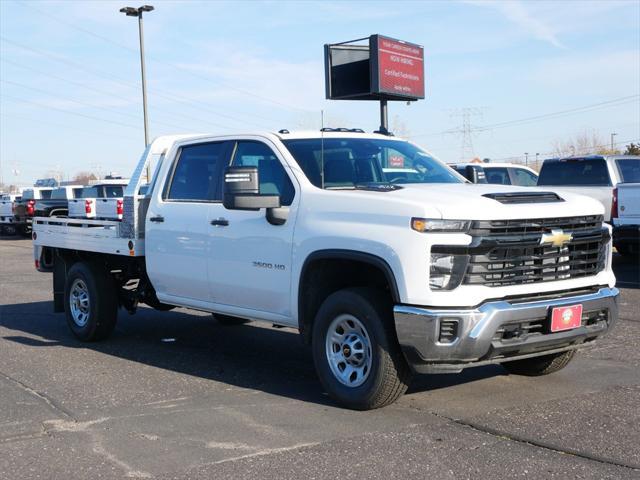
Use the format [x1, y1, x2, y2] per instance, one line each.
[311, 287, 411, 410]
[18, 225, 31, 237]
[503, 350, 576, 376]
[214, 314, 250, 325]
[64, 262, 118, 341]
[617, 245, 639, 259]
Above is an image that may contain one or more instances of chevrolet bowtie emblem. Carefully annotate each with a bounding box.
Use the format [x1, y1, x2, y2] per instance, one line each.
[540, 229, 573, 247]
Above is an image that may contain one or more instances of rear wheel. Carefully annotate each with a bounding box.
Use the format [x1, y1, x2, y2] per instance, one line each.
[311, 287, 411, 410]
[64, 262, 118, 341]
[18, 225, 31, 237]
[503, 350, 576, 376]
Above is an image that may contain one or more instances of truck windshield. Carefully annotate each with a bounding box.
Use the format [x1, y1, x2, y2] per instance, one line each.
[282, 138, 462, 189]
[538, 158, 611, 186]
[616, 158, 640, 183]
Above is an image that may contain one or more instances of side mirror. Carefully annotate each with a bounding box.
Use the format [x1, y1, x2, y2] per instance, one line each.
[464, 165, 487, 184]
[223, 166, 280, 211]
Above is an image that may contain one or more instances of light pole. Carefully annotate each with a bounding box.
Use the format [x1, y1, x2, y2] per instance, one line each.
[610, 132, 617, 152]
[535, 152, 539, 166]
[120, 5, 154, 151]
[524, 152, 529, 166]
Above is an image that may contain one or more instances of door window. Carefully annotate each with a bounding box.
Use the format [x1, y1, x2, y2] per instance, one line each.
[166, 142, 228, 201]
[485, 167, 511, 185]
[510, 168, 538, 186]
[231, 141, 295, 206]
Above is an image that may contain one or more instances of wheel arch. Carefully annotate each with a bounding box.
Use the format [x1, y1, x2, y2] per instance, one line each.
[297, 249, 401, 344]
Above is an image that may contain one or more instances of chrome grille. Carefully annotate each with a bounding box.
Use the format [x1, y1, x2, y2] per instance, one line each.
[469, 215, 603, 238]
[462, 216, 607, 287]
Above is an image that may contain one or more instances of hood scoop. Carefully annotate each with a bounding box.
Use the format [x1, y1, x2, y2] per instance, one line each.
[482, 191, 564, 204]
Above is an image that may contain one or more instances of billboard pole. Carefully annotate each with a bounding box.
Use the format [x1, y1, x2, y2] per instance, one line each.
[379, 99, 388, 135]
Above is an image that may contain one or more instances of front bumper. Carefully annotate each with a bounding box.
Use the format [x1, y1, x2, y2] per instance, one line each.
[394, 287, 619, 374]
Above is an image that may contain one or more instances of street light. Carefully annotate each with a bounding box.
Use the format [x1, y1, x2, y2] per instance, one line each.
[524, 152, 529, 166]
[120, 5, 154, 149]
[610, 132, 617, 152]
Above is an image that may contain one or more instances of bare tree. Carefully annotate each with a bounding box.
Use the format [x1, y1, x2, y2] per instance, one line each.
[552, 129, 619, 157]
[72, 172, 98, 185]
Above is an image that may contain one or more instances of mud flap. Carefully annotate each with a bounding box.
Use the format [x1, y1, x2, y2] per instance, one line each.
[53, 252, 67, 313]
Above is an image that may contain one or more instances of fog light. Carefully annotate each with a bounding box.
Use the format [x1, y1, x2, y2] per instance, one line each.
[429, 253, 469, 290]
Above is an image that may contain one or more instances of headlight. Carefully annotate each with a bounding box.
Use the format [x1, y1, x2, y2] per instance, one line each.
[430, 253, 469, 290]
[412, 218, 471, 233]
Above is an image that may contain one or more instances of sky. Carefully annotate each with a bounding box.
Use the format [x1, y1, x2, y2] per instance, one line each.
[1, 0, 639, 187]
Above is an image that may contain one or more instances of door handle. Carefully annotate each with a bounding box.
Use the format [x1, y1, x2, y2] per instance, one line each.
[149, 215, 164, 223]
[210, 218, 229, 227]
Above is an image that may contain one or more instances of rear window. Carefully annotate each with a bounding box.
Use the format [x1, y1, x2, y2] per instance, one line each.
[40, 190, 52, 199]
[80, 187, 98, 198]
[616, 159, 640, 183]
[22, 190, 35, 200]
[104, 186, 125, 198]
[538, 159, 611, 186]
[51, 188, 68, 199]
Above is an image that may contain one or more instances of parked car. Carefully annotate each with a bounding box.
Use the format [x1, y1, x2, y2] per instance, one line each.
[33, 185, 84, 218]
[612, 183, 640, 257]
[451, 163, 538, 186]
[537, 155, 640, 222]
[13, 187, 54, 235]
[33, 131, 618, 410]
[68, 181, 128, 219]
[0, 193, 22, 235]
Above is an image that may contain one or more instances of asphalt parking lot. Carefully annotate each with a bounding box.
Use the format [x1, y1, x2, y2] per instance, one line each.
[1, 235, 639, 479]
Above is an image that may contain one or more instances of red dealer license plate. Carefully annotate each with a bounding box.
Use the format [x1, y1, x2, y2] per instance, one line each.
[550, 304, 583, 332]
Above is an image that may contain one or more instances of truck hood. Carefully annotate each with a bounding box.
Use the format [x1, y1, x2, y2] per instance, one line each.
[388, 183, 605, 220]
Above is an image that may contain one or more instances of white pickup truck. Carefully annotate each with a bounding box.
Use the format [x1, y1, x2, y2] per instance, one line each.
[537, 155, 640, 221]
[0, 193, 21, 234]
[68, 181, 128, 220]
[32, 131, 619, 410]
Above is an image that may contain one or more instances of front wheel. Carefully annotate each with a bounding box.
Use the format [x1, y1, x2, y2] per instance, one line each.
[312, 288, 411, 410]
[503, 350, 576, 376]
[64, 262, 118, 341]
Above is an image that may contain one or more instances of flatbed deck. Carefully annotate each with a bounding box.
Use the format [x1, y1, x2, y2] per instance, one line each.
[32, 217, 144, 257]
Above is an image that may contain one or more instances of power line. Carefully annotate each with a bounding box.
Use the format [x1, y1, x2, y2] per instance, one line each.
[411, 95, 640, 139]
[1, 94, 143, 130]
[0, 112, 140, 141]
[13, 0, 313, 114]
[1, 58, 240, 131]
[0, 35, 276, 129]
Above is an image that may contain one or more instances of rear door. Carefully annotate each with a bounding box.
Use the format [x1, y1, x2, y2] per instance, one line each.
[207, 139, 298, 320]
[146, 140, 232, 304]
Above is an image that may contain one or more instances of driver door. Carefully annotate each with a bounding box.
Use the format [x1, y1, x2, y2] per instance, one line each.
[207, 140, 298, 321]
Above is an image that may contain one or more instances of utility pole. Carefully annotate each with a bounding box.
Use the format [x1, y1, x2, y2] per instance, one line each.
[120, 4, 154, 179]
[610, 132, 617, 152]
[449, 107, 485, 161]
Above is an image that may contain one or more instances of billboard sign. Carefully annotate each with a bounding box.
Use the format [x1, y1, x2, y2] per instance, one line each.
[370, 35, 425, 99]
[325, 35, 425, 101]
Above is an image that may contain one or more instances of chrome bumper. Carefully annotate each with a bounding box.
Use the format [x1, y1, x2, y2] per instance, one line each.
[394, 287, 619, 374]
